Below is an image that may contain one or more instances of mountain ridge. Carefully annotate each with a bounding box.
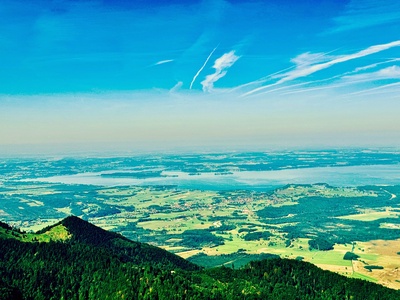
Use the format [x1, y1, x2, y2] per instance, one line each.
[35, 215, 199, 271]
[1, 217, 399, 299]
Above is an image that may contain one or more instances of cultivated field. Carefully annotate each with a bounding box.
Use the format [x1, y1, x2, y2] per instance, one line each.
[3, 182, 399, 288]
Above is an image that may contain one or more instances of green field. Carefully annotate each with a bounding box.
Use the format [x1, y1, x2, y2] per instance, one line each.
[3, 181, 400, 289]
[352, 272, 379, 282]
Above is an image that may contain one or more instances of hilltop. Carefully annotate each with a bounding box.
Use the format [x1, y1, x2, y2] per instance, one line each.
[1, 217, 399, 299]
[1, 216, 198, 272]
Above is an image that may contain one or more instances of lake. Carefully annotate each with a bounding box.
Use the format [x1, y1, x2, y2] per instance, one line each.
[31, 164, 400, 190]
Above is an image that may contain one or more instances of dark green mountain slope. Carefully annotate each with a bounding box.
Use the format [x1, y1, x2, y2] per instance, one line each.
[0, 220, 12, 230]
[39, 216, 199, 271]
[1, 217, 399, 300]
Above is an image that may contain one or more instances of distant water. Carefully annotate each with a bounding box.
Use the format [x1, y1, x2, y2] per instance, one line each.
[31, 164, 400, 190]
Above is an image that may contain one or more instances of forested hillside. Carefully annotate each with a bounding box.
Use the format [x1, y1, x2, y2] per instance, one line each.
[1, 217, 399, 299]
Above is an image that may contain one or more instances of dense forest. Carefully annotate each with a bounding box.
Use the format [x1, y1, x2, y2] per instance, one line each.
[1, 216, 399, 299]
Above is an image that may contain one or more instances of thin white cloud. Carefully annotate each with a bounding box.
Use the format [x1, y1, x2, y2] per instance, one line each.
[242, 40, 400, 97]
[154, 59, 174, 66]
[378, 65, 400, 76]
[353, 63, 379, 73]
[277, 40, 400, 84]
[201, 50, 240, 92]
[277, 67, 400, 97]
[240, 82, 280, 97]
[190, 46, 218, 89]
[351, 59, 400, 73]
[169, 81, 183, 93]
[240, 52, 339, 97]
[342, 65, 400, 82]
[248, 79, 334, 98]
[289, 52, 334, 67]
[238, 49, 341, 97]
[246, 65, 400, 98]
[326, 58, 400, 79]
[329, 0, 400, 33]
[230, 65, 296, 94]
[278, 82, 359, 96]
[348, 81, 400, 96]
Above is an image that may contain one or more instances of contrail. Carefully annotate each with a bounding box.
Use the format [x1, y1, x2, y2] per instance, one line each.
[190, 46, 218, 89]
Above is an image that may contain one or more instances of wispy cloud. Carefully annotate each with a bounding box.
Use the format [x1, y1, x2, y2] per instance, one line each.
[278, 82, 360, 96]
[154, 59, 174, 66]
[272, 65, 400, 97]
[290, 52, 334, 67]
[347, 81, 400, 97]
[169, 81, 183, 93]
[230, 65, 296, 94]
[276, 40, 400, 83]
[190, 46, 218, 89]
[342, 65, 400, 82]
[352, 63, 379, 73]
[271, 65, 400, 98]
[201, 50, 240, 92]
[334, 58, 400, 77]
[242, 40, 400, 97]
[329, 0, 400, 33]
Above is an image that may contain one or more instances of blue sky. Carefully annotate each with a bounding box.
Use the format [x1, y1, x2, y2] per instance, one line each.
[1, 0, 400, 154]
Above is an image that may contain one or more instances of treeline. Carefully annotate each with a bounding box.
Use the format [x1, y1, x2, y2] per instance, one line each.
[1, 217, 400, 299]
[180, 229, 224, 248]
[2, 238, 399, 300]
[257, 193, 400, 245]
